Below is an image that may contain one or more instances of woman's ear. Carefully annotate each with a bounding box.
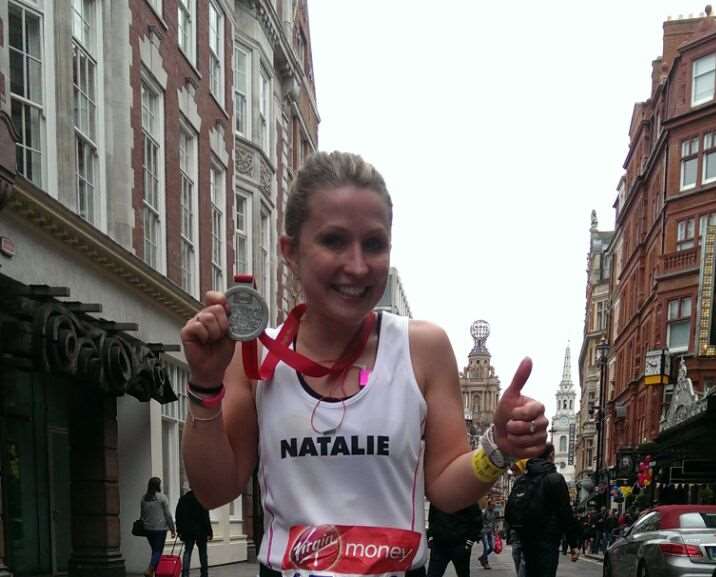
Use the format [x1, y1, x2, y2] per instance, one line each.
[279, 235, 298, 273]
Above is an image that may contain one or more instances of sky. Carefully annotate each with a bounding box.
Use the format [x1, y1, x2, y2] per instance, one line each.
[307, 1, 710, 422]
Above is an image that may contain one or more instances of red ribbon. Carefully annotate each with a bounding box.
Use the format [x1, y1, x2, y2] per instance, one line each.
[241, 304, 376, 381]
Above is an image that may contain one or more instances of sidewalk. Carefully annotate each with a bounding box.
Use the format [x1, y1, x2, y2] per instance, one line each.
[128, 560, 260, 577]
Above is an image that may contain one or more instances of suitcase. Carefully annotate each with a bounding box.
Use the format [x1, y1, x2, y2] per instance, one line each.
[155, 538, 183, 577]
[155, 554, 181, 577]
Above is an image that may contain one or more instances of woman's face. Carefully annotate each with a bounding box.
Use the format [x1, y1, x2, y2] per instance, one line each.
[281, 185, 391, 327]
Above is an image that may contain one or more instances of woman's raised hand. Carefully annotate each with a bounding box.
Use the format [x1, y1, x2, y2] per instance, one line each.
[180, 291, 237, 387]
[492, 357, 549, 459]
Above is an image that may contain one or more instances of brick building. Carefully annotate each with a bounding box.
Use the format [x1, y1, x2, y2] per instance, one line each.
[0, 0, 318, 575]
[595, 10, 716, 509]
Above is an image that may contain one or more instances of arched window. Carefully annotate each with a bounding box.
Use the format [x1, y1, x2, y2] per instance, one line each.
[570, 399, 573, 409]
[563, 400, 567, 409]
[559, 435, 567, 452]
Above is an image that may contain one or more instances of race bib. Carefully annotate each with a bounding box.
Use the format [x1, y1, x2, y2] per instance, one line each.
[282, 524, 421, 577]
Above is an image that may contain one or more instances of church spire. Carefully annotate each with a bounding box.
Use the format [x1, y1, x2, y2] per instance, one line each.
[560, 343, 573, 390]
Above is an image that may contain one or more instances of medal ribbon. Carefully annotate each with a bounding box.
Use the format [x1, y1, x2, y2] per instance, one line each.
[241, 303, 376, 381]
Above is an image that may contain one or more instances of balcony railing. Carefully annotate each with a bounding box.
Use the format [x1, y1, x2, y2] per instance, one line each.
[661, 246, 699, 275]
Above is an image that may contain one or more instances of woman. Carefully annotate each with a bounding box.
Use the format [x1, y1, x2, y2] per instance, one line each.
[181, 151, 548, 577]
[140, 477, 175, 577]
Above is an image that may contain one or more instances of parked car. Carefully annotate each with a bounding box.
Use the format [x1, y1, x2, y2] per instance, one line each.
[604, 505, 716, 577]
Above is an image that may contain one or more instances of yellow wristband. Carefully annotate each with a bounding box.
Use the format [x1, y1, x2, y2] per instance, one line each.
[471, 447, 505, 484]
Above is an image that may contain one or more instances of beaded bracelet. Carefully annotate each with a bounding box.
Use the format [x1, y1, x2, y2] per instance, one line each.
[187, 404, 223, 425]
[471, 447, 505, 484]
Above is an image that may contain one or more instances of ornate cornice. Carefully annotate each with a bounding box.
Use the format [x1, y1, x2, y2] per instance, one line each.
[0, 277, 178, 404]
[6, 178, 201, 320]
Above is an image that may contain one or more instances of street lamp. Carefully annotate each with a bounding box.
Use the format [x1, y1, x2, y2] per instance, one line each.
[595, 337, 609, 488]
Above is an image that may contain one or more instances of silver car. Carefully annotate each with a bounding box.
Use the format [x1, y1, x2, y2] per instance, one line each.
[604, 505, 716, 577]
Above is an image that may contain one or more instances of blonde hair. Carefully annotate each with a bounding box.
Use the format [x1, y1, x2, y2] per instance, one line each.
[285, 151, 393, 240]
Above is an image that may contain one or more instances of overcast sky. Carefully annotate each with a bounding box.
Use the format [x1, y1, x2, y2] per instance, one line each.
[307, 1, 709, 422]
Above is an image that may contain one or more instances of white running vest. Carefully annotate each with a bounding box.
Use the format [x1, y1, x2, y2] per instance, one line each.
[256, 313, 428, 577]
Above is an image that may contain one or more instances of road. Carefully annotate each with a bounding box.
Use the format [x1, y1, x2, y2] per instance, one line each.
[439, 544, 602, 577]
[137, 544, 604, 577]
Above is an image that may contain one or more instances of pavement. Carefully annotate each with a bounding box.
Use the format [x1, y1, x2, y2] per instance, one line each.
[128, 545, 605, 577]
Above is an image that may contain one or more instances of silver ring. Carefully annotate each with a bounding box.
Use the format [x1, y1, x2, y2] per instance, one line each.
[529, 421, 536, 434]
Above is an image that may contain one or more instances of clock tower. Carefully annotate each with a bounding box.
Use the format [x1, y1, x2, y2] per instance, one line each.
[551, 344, 577, 485]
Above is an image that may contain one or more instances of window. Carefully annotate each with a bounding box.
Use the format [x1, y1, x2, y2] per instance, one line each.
[667, 297, 691, 352]
[259, 68, 271, 153]
[10, 2, 44, 187]
[559, 436, 567, 452]
[141, 81, 163, 270]
[679, 512, 716, 528]
[258, 206, 271, 309]
[210, 165, 226, 291]
[585, 439, 593, 466]
[72, 0, 99, 224]
[147, 0, 162, 14]
[704, 132, 716, 184]
[179, 127, 198, 296]
[677, 218, 695, 251]
[235, 192, 251, 275]
[595, 300, 607, 331]
[208, 1, 224, 105]
[177, 0, 195, 63]
[162, 363, 189, 512]
[681, 138, 699, 190]
[692, 54, 716, 106]
[234, 45, 250, 136]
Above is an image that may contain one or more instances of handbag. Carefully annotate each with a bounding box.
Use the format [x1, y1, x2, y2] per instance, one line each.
[494, 533, 503, 554]
[131, 519, 146, 536]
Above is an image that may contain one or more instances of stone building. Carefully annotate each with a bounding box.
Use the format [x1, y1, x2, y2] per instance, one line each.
[460, 321, 500, 448]
[375, 267, 412, 318]
[575, 211, 613, 503]
[550, 345, 577, 486]
[0, 0, 319, 574]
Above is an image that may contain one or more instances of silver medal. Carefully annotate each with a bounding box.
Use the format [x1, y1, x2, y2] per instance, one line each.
[225, 284, 269, 341]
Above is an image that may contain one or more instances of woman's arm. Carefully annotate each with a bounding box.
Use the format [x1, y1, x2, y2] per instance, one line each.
[411, 321, 547, 513]
[180, 291, 259, 510]
[181, 344, 258, 510]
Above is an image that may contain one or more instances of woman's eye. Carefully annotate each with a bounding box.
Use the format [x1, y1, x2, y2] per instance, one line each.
[320, 234, 346, 248]
[363, 237, 388, 253]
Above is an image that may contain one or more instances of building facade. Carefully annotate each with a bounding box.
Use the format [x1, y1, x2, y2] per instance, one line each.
[575, 212, 613, 507]
[550, 345, 577, 486]
[375, 267, 412, 317]
[596, 10, 716, 510]
[0, 0, 319, 575]
[459, 320, 506, 504]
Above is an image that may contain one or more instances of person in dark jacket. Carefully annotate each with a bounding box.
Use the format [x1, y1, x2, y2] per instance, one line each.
[508, 443, 580, 577]
[427, 503, 483, 577]
[175, 488, 213, 577]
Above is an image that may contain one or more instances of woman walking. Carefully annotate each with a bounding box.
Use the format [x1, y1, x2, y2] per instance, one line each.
[140, 477, 175, 577]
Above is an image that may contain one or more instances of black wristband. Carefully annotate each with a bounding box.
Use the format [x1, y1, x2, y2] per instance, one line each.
[188, 382, 223, 394]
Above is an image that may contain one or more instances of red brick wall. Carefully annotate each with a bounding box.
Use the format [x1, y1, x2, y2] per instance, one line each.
[129, 0, 234, 298]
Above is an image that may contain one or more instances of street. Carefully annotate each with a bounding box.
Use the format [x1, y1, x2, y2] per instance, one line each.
[441, 545, 603, 577]
[148, 545, 604, 577]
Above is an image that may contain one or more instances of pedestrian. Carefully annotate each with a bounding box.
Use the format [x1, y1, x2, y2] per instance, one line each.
[426, 503, 482, 577]
[175, 488, 213, 577]
[605, 509, 618, 548]
[181, 151, 549, 577]
[478, 498, 498, 569]
[504, 443, 580, 577]
[140, 477, 176, 577]
[504, 461, 528, 577]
